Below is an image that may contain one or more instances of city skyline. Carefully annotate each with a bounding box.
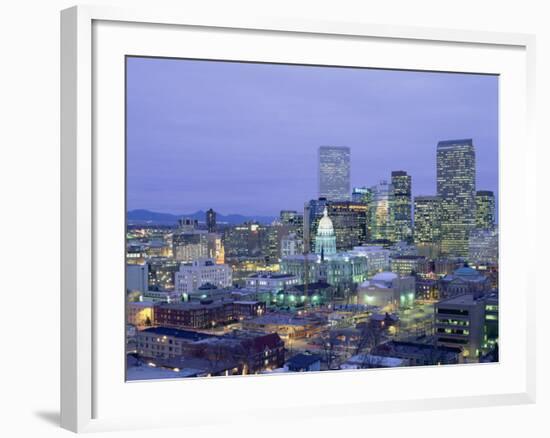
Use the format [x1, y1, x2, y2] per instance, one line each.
[126, 58, 500, 379]
[126, 57, 498, 216]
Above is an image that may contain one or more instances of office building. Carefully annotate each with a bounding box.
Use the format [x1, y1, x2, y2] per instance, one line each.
[206, 208, 217, 232]
[174, 258, 232, 296]
[147, 258, 180, 291]
[437, 139, 476, 257]
[369, 180, 395, 242]
[318, 146, 351, 201]
[245, 273, 300, 292]
[350, 245, 391, 276]
[391, 171, 412, 242]
[435, 294, 486, 359]
[327, 201, 368, 250]
[281, 232, 303, 257]
[223, 223, 268, 258]
[468, 228, 498, 264]
[475, 190, 496, 229]
[391, 255, 430, 277]
[126, 263, 148, 293]
[172, 229, 209, 262]
[414, 195, 441, 245]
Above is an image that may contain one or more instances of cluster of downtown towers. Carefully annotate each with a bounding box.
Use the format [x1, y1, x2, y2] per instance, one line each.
[315, 140, 496, 258]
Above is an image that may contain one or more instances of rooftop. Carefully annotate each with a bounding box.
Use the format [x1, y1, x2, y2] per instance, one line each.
[437, 294, 479, 306]
[286, 353, 322, 369]
[248, 273, 296, 279]
[140, 326, 215, 341]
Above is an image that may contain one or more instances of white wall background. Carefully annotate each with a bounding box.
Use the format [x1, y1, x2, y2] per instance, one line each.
[0, 0, 546, 436]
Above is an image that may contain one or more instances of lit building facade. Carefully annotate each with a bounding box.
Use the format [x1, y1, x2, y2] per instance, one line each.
[318, 146, 351, 201]
[369, 180, 395, 242]
[304, 198, 328, 252]
[358, 272, 416, 309]
[281, 233, 303, 257]
[475, 190, 496, 229]
[245, 273, 300, 292]
[435, 294, 485, 359]
[280, 252, 368, 287]
[437, 139, 476, 257]
[172, 230, 209, 262]
[327, 201, 368, 250]
[147, 258, 180, 291]
[223, 223, 268, 258]
[314, 207, 337, 256]
[391, 255, 430, 277]
[350, 245, 391, 276]
[175, 258, 232, 296]
[468, 228, 498, 264]
[413, 195, 441, 248]
[391, 171, 412, 242]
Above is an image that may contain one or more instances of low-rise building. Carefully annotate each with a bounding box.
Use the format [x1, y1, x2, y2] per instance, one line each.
[127, 301, 155, 327]
[153, 299, 265, 329]
[340, 354, 410, 369]
[391, 255, 430, 277]
[126, 263, 148, 293]
[371, 340, 461, 366]
[245, 272, 299, 292]
[357, 272, 415, 309]
[439, 265, 491, 299]
[434, 294, 486, 359]
[285, 353, 322, 372]
[175, 258, 232, 297]
[350, 245, 391, 275]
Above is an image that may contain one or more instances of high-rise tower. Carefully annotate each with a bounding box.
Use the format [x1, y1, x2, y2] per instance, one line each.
[437, 139, 476, 257]
[318, 146, 351, 201]
[369, 180, 395, 242]
[206, 208, 217, 232]
[475, 190, 496, 229]
[391, 171, 412, 242]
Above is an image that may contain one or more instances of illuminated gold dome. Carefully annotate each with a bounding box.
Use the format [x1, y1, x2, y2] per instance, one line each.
[317, 207, 334, 234]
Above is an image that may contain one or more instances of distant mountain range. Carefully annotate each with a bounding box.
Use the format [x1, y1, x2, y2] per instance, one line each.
[127, 209, 276, 226]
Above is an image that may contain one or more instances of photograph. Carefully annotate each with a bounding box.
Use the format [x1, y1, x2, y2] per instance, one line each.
[124, 56, 499, 381]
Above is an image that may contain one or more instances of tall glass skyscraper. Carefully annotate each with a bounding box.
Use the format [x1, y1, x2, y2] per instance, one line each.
[475, 190, 496, 229]
[318, 146, 351, 201]
[391, 171, 412, 242]
[369, 180, 395, 242]
[206, 208, 216, 232]
[413, 196, 441, 244]
[436, 139, 476, 257]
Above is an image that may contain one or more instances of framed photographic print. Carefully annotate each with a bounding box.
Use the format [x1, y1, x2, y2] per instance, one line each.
[61, 5, 536, 433]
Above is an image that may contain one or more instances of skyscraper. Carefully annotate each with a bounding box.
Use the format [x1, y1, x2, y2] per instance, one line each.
[437, 139, 476, 257]
[391, 171, 412, 242]
[326, 201, 368, 250]
[352, 187, 373, 241]
[318, 146, 351, 201]
[369, 180, 395, 242]
[414, 196, 441, 245]
[206, 208, 216, 232]
[475, 191, 496, 229]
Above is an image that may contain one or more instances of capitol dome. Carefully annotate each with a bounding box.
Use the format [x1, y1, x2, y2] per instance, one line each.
[317, 207, 334, 235]
[315, 207, 337, 256]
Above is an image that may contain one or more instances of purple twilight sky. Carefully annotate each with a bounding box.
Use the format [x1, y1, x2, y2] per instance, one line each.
[126, 57, 498, 217]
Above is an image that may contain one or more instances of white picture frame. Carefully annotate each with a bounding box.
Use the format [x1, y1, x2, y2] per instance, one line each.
[60, 4, 537, 433]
